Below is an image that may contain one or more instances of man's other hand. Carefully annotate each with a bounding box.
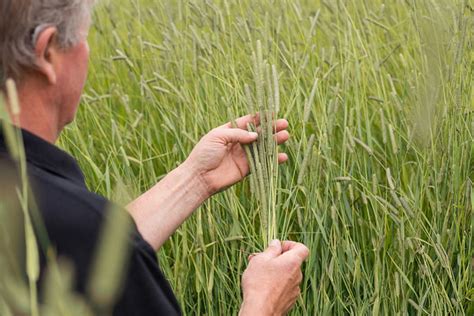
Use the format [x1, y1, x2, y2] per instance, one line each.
[184, 114, 290, 197]
[239, 240, 309, 316]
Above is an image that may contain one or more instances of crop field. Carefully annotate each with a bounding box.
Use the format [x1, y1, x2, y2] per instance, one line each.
[46, 0, 474, 314]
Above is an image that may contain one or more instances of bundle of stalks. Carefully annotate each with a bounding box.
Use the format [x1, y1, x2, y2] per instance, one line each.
[241, 40, 280, 246]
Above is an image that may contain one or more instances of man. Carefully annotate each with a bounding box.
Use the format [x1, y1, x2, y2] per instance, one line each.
[0, 1, 309, 315]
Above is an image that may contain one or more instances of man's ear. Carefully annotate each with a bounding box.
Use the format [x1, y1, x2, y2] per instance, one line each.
[34, 26, 59, 85]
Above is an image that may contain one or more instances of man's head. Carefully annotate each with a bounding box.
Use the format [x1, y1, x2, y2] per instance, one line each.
[0, 0, 95, 132]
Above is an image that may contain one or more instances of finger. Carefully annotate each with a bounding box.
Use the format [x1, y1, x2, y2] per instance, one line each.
[253, 118, 287, 134]
[275, 130, 290, 145]
[281, 240, 300, 252]
[278, 153, 288, 164]
[261, 239, 282, 258]
[280, 242, 310, 263]
[274, 119, 289, 133]
[216, 128, 258, 144]
[222, 114, 260, 129]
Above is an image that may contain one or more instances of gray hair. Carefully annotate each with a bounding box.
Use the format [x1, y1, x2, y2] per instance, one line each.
[0, 0, 95, 87]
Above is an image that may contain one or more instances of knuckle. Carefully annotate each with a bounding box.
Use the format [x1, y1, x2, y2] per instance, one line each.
[280, 261, 300, 278]
[205, 129, 219, 139]
[210, 127, 222, 136]
[282, 259, 297, 272]
[251, 255, 267, 264]
[279, 266, 291, 276]
[287, 255, 302, 268]
[294, 289, 301, 300]
[291, 286, 301, 299]
[297, 270, 303, 283]
[295, 286, 301, 295]
[291, 270, 303, 284]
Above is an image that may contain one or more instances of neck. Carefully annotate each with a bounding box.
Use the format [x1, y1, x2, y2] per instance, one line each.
[16, 106, 61, 144]
[11, 83, 62, 144]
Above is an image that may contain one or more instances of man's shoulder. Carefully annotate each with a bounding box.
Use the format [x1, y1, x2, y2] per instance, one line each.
[27, 162, 110, 240]
[29, 163, 107, 211]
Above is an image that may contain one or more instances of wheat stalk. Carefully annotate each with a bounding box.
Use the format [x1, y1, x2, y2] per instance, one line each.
[242, 40, 280, 246]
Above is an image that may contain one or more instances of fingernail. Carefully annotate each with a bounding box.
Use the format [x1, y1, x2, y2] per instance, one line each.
[249, 132, 258, 138]
[270, 239, 280, 247]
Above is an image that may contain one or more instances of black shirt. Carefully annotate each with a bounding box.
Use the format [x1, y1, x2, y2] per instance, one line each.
[0, 127, 181, 315]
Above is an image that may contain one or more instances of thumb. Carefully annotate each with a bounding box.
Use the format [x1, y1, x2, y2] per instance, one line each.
[262, 239, 282, 258]
[217, 128, 258, 145]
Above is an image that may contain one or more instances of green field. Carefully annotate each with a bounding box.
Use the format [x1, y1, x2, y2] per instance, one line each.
[52, 0, 474, 314]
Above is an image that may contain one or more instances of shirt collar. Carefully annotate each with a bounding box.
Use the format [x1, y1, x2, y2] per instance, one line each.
[0, 125, 86, 186]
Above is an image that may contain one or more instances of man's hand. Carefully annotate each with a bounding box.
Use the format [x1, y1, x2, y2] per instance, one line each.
[239, 240, 309, 316]
[128, 115, 289, 251]
[184, 114, 290, 196]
